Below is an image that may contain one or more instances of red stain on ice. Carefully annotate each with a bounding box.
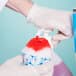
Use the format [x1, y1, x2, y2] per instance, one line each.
[26, 36, 51, 51]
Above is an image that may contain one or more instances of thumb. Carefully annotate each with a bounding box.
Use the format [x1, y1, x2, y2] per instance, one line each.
[51, 33, 70, 47]
[52, 33, 70, 41]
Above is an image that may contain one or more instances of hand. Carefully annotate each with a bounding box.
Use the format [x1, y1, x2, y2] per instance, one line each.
[0, 55, 39, 76]
[27, 4, 72, 46]
[52, 31, 72, 47]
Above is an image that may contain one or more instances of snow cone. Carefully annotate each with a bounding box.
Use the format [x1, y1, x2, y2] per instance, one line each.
[22, 36, 54, 76]
[22, 30, 72, 76]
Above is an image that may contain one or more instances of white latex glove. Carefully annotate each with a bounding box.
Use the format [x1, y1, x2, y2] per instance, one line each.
[0, 55, 40, 76]
[27, 4, 72, 46]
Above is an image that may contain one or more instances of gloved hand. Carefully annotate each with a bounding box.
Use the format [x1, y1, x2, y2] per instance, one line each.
[0, 55, 39, 76]
[27, 4, 72, 46]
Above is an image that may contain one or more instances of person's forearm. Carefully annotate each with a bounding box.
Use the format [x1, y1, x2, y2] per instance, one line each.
[6, 0, 33, 16]
[6, 1, 19, 12]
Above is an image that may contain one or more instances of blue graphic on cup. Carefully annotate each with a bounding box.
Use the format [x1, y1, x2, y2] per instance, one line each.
[23, 53, 51, 66]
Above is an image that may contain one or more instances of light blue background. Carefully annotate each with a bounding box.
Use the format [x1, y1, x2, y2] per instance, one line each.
[0, 0, 76, 76]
